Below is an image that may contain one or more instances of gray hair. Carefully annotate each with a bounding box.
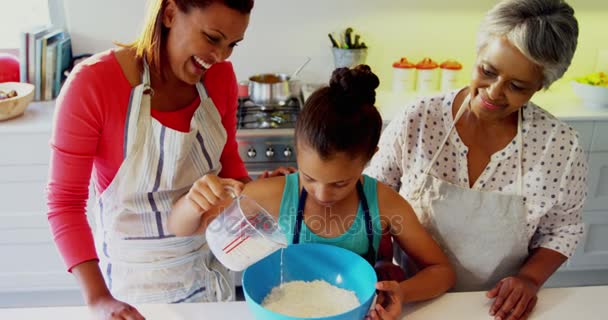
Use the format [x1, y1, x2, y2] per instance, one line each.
[477, 0, 578, 89]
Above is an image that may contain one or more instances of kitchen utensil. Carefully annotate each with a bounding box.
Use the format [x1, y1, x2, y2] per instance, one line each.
[243, 243, 378, 320]
[328, 33, 339, 48]
[328, 28, 366, 49]
[290, 57, 311, 80]
[344, 27, 353, 48]
[416, 57, 440, 92]
[331, 48, 368, 69]
[248, 73, 292, 107]
[440, 60, 463, 92]
[205, 189, 287, 271]
[392, 57, 417, 93]
[248, 58, 311, 107]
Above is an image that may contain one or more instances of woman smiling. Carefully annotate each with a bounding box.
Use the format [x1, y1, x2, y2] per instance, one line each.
[366, 0, 587, 319]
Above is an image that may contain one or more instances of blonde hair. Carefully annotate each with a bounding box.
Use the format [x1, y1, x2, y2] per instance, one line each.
[120, 0, 254, 77]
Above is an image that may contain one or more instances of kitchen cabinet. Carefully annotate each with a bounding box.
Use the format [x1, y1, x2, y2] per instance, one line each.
[584, 152, 608, 211]
[1, 96, 608, 307]
[0, 102, 87, 307]
[569, 210, 608, 268]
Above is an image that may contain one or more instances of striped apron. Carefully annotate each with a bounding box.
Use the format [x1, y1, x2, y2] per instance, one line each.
[94, 60, 234, 303]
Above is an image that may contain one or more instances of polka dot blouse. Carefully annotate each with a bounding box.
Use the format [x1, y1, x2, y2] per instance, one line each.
[365, 90, 588, 258]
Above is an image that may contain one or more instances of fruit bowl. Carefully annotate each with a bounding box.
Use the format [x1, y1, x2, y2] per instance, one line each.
[572, 72, 608, 109]
[0, 82, 35, 121]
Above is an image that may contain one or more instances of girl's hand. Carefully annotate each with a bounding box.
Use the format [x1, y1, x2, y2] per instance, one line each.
[89, 293, 145, 320]
[367, 281, 402, 320]
[486, 275, 540, 320]
[186, 174, 244, 213]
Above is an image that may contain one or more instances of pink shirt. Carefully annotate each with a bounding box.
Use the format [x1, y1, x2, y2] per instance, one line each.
[47, 50, 248, 271]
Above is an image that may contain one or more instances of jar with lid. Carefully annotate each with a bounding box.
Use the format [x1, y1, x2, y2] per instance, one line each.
[415, 57, 439, 93]
[392, 57, 416, 93]
[440, 60, 463, 92]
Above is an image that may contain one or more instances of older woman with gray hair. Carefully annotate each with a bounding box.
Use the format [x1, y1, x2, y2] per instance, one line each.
[365, 0, 587, 319]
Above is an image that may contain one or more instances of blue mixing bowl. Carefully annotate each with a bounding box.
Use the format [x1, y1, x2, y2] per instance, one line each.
[242, 243, 377, 320]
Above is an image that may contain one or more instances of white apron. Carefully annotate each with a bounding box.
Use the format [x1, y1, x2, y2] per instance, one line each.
[94, 60, 234, 303]
[406, 95, 529, 292]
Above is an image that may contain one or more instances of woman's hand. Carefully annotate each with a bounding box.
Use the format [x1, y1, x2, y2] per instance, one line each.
[257, 166, 297, 179]
[89, 293, 145, 320]
[186, 174, 244, 213]
[367, 281, 403, 320]
[486, 275, 540, 320]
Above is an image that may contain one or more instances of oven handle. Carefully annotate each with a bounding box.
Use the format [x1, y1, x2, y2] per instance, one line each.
[247, 169, 298, 178]
[248, 170, 267, 177]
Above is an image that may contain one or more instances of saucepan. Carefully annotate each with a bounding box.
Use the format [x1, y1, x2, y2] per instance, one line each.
[248, 57, 311, 107]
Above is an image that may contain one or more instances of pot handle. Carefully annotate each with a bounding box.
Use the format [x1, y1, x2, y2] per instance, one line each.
[290, 56, 311, 80]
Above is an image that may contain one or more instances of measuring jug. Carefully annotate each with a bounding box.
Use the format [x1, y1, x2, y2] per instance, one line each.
[206, 191, 287, 271]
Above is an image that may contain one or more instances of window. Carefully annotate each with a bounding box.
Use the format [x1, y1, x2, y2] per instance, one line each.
[0, 0, 50, 49]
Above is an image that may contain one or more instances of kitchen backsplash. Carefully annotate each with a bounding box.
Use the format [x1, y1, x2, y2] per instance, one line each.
[63, 0, 608, 91]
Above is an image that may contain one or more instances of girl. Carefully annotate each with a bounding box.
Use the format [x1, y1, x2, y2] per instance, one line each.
[169, 65, 455, 319]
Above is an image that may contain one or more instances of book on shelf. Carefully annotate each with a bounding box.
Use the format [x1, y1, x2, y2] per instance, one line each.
[54, 35, 72, 98]
[19, 26, 72, 101]
[19, 25, 48, 84]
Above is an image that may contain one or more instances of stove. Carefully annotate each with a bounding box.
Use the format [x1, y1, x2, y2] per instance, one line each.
[235, 97, 301, 178]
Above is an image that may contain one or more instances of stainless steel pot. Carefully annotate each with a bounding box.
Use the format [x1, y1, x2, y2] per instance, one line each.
[248, 73, 296, 106]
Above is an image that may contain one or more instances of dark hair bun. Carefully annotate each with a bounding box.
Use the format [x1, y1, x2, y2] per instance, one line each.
[329, 64, 380, 107]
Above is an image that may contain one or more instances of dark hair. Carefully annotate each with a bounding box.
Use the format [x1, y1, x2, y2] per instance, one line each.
[295, 65, 382, 161]
[121, 0, 254, 77]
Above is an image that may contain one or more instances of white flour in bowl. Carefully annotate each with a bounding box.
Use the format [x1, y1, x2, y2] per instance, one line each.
[261, 280, 359, 317]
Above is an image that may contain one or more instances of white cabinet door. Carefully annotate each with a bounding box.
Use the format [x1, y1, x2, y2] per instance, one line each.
[568, 210, 608, 269]
[0, 133, 51, 166]
[0, 164, 49, 214]
[591, 122, 608, 152]
[565, 120, 594, 152]
[585, 152, 608, 211]
[0, 211, 78, 292]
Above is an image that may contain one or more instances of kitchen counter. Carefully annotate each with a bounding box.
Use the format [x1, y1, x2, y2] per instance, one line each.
[2, 82, 607, 134]
[0, 285, 605, 319]
[376, 82, 608, 122]
[0, 100, 55, 133]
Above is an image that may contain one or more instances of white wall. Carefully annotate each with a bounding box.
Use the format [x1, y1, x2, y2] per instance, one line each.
[62, 0, 608, 91]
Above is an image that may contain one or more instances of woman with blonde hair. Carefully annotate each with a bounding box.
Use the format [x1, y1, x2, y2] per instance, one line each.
[47, 0, 263, 318]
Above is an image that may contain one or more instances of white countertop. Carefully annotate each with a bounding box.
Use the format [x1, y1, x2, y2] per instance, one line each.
[0, 285, 605, 319]
[0, 100, 55, 133]
[376, 82, 608, 122]
[2, 83, 607, 135]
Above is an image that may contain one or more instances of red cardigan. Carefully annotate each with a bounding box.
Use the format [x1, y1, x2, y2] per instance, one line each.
[46, 50, 248, 271]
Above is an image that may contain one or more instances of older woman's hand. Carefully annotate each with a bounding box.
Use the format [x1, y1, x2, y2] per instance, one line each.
[366, 281, 403, 320]
[487, 275, 539, 320]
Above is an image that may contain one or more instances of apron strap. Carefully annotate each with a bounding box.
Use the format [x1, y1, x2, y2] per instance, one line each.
[357, 181, 376, 265]
[195, 82, 210, 100]
[292, 180, 376, 264]
[124, 58, 154, 157]
[424, 94, 470, 176]
[292, 187, 307, 245]
[516, 107, 523, 195]
[423, 93, 524, 196]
